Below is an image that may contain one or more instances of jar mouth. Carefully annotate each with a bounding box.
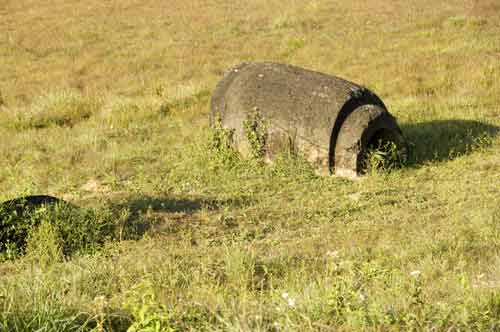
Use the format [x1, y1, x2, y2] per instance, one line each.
[334, 104, 409, 179]
[360, 127, 409, 174]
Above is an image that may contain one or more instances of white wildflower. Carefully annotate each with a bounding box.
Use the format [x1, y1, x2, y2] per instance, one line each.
[281, 292, 296, 307]
[326, 250, 340, 258]
[410, 270, 421, 278]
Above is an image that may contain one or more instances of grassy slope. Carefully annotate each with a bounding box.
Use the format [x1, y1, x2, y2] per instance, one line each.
[0, 0, 500, 331]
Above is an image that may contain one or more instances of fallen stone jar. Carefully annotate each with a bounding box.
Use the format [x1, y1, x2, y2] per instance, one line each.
[210, 62, 409, 178]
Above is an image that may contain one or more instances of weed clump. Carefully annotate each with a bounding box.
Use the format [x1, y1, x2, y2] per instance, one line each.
[125, 280, 213, 332]
[243, 108, 268, 160]
[208, 115, 239, 167]
[363, 140, 406, 174]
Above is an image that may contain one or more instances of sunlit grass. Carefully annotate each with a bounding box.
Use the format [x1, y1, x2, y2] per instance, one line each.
[0, 0, 499, 330]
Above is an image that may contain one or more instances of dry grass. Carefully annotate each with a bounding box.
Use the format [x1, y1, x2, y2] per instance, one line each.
[0, 0, 500, 331]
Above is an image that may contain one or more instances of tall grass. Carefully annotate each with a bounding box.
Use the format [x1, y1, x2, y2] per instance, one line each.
[0, 91, 102, 130]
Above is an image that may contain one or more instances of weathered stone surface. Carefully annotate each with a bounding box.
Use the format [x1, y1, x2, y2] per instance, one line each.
[210, 62, 408, 178]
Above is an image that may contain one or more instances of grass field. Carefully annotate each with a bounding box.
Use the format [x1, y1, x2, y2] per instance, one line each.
[1, 0, 500, 331]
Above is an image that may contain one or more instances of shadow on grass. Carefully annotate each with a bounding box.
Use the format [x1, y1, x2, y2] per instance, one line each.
[115, 195, 248, 215]
[401, 119, 499, 165]
[109, 195, 252, 236]
[0, 194, 251, 259]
